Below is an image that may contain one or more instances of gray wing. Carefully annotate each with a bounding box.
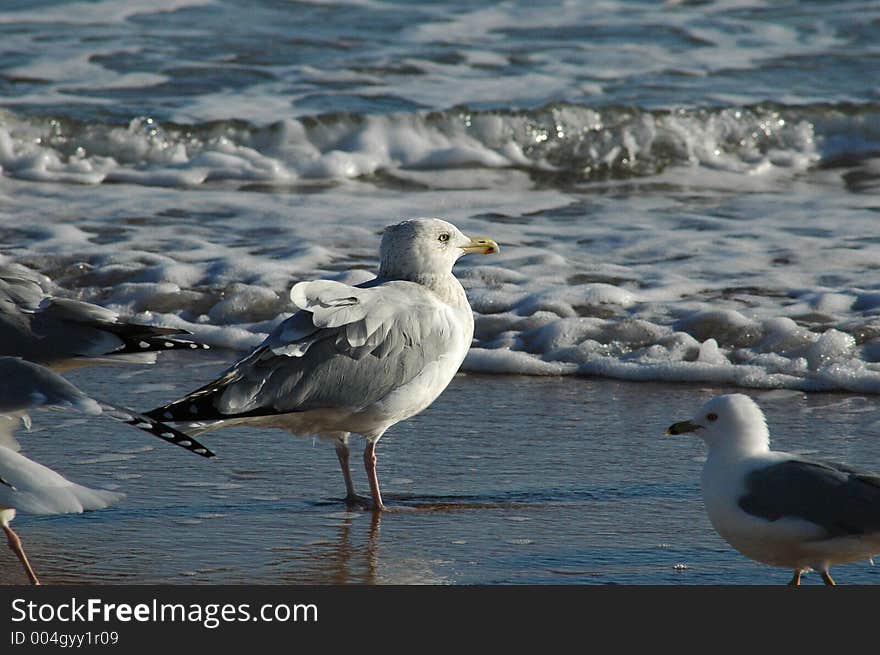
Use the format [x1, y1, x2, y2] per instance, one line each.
[0, 266, 47, 360]
[0, 357, 214, 457]
[0, 264, 49, 309]
[146, 279, 461, 421]
[0, 264, 207, 365]
[739, 458, 880, 538]
[0, 357, 101, 418]
[30, 298, 208, 358]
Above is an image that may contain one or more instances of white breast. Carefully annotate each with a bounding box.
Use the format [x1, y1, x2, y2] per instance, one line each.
[363, 301, 473, 435]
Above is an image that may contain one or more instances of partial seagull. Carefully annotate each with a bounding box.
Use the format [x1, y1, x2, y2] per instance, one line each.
[667, 393, 880, 585]
[137, 218, 499, 510]
[0, 357, 213, 584]
[0, 263, 208, 372]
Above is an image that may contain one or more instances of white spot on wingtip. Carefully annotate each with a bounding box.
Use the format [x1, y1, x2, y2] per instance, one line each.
[163, 341, 175, 348]
[179, 440, 192, 447]
[139, 341, 150, 349]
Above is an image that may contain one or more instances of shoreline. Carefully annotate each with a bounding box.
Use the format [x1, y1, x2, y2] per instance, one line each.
[2, 351, 878, 585]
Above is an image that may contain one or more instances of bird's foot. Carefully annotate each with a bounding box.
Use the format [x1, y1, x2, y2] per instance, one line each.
[344, 493, 376, 510]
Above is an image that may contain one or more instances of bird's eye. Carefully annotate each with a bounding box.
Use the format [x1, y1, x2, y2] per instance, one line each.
[707, 413, 718, 422]
[438, 233, 450, 242]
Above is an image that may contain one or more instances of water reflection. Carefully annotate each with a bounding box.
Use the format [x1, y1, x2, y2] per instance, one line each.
[277, 511, 381, 584]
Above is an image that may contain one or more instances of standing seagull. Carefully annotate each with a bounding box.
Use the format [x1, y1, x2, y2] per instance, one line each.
[140, 218, 499, 510]
[666, 394, 880, 585]
[1, 263, 208, 372]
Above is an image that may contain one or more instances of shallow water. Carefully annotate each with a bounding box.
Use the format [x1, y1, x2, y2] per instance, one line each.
[2, 350, 879, 585]
[1, 1, 880, 585]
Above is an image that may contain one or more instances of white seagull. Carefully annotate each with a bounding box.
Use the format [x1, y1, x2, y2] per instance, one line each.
[666, 393, 880, 585]
[0, 263, 208, 372]
[138, 218, 499, 510]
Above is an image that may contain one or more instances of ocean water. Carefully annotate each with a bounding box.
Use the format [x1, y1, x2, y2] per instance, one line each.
[1, 0, 880, 584]
[5, 352, 880, 586]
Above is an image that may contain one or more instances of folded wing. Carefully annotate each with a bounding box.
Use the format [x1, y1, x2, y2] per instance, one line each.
[739, 458, 880, 538]
[0, 265, 208, 366]
[147, 279, 459, 422]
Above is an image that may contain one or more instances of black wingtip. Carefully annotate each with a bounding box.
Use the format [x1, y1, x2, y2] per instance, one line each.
[116, 336, 211, 355]
[122, 415, 217, 458]
[97, 401, 216, 458]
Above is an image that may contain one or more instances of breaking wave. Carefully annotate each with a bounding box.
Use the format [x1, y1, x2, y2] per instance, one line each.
[2, 101, 878, 188]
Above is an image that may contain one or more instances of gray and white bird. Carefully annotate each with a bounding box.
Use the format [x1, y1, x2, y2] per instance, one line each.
[0, 263, 208, 372]
[667, 393, 880, 585]
[139, 218, 499, 510]
[0, 357, 190, 584]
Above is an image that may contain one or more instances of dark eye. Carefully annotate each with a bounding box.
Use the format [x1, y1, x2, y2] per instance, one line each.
[707, 413, 718, 422]
[438, 233, 450, 242]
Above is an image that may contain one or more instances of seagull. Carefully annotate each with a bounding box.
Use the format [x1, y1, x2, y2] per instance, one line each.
[666, 393, 880, 585]
[0, 357, 205, 584]
[1, 263, 208, 372]
[137, 218, 499, 510]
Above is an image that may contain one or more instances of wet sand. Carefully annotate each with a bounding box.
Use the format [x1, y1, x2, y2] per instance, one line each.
[2, 350, 880, 585]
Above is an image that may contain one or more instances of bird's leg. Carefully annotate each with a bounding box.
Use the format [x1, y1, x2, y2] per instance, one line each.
[787, 570, 802, 586]
[821, 570, 836, 586]
[3, 523, 40, 585]
[363, 441, 385, 511]
[335, 434, 371, 508]
[334, 439, 357, 502]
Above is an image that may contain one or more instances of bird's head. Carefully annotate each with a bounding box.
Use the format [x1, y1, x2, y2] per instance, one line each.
[665, 393, 770, 455]
[379, 218, 499, 280]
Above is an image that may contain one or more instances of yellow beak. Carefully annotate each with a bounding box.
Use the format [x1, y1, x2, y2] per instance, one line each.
[461, 236, 500, 255]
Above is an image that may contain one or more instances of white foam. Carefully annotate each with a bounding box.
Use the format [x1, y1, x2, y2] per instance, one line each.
[5, 169, 879, 394]
[0, 100, 841, 190]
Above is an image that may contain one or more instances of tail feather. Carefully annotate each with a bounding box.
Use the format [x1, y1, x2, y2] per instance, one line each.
[96, 401, 216, 458]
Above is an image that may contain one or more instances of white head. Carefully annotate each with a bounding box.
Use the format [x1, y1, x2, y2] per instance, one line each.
[378, 218, 499, 281]
[666, 394, 770, 456]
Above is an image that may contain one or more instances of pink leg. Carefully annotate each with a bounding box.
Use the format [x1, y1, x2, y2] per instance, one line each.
[363, 441, 385, 511]
[3, 523, 40, 585]
[335, 440, 358, 502]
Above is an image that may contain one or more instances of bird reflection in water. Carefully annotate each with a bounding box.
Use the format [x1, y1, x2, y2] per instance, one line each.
[275, 510, 381, 584]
